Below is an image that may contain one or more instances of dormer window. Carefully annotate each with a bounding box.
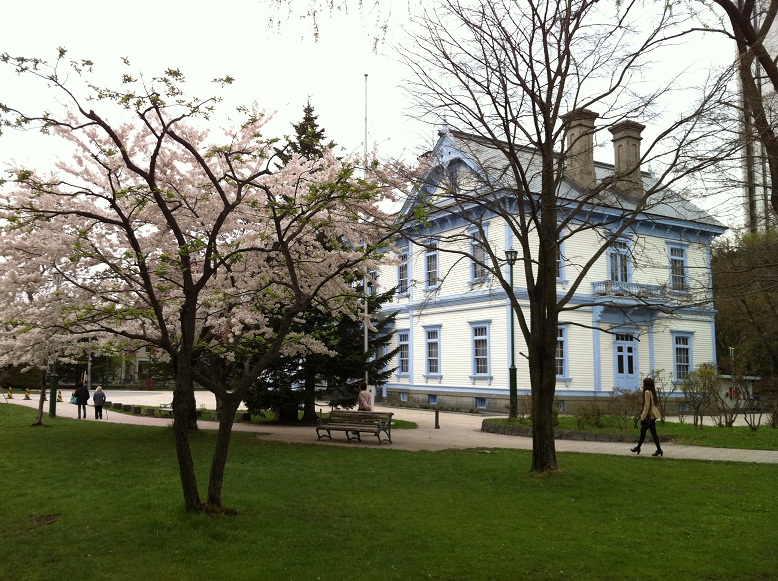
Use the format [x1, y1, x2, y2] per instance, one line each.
[446, 160, 463, 192]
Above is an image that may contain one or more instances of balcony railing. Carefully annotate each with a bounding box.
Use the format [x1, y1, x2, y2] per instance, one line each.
[592, 280, 667, 300]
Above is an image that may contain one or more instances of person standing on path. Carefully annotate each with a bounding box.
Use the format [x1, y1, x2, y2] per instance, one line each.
[357, 380, 372, 411]
[631, 377, 664, 457]
[73, 382, 90, 419]
[92, 386, 106, 419]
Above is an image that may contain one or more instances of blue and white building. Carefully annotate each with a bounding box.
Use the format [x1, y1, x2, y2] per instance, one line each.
[378, 115, 727, 412]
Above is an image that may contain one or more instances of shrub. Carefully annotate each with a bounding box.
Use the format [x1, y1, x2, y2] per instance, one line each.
[517, 397, 532, 426]
[756, 379, 778, 429]
[651, 369, 675, 420]
[609, 388, 642, 432]
[574, 402, 604, 430]
[681, 364, 716, 428]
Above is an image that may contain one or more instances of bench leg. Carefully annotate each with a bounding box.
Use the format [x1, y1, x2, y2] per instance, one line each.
[375, 427, 392, 443]
[345, 430, 362, 443]
[316, 428, 332, 441]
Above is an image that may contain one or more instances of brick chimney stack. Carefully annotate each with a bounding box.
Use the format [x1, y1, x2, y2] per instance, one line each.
[561, 109, 599, 190]
[609, 120, 645, 197]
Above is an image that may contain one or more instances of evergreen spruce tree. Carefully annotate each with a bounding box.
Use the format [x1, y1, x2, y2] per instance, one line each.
[248, 104, 397, 423]
[275, 100, 336, 165]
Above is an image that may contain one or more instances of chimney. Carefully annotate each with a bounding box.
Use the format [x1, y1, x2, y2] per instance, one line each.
[561, 109, 599, 190]
[609, 120, 645, 197]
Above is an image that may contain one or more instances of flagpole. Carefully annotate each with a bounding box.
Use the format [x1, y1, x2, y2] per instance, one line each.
[363, 73, 370, 393]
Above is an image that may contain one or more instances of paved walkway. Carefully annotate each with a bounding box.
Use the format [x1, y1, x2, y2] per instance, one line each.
[6, 390, 778, 464]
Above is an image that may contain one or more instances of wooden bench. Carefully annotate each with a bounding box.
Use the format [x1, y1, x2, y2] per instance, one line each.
[158, 403, 173, 417]
[316, 410, 393, 444]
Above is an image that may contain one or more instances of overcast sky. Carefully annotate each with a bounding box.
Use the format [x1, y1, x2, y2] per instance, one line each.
[0, 1, 423, 161]
[0, 0, 743, 225]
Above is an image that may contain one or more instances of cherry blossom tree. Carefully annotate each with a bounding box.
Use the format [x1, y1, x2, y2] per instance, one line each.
[0, 50, 403, 511]
[0, 304, 79, 426]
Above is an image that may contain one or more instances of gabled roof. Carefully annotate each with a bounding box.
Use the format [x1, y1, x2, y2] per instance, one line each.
[404, 128, 726, 233]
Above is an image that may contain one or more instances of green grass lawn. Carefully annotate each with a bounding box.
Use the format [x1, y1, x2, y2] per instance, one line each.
[492, 415, 778, 450]
[1, 403, 776, 581]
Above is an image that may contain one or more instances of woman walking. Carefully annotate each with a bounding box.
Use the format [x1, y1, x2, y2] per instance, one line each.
[631, 377, 664, 457]
[73, 382, 90, 420]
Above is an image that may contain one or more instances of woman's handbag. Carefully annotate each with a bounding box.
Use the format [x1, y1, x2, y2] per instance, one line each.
[70, 396, 78, 404]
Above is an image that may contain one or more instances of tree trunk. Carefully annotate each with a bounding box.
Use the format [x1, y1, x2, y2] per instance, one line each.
[528, 154, 559, 472]
[172, 365, 202, 512]
[32, 370, 46, 426]
[206, 395, 241, 509]
[736, 27, 778, 221]
[528, 329, 559, 472]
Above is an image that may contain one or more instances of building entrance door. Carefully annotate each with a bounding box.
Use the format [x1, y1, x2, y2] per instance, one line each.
[614, 333, 638, 389]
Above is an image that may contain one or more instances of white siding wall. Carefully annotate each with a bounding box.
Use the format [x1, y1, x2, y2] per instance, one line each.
[637, 237, 711, 299]
[396, 301, 515, 390]
[379, 212, 718, 402]
[561, 227, 601, 288]
[564, 317, 596, 390]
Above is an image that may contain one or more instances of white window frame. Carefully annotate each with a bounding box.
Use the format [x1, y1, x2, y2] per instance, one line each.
[608, 239, 631, 283]
[424, 326, 442, 379]
[475, 397, 487, 409]
[397, 331, 410, 376]
[367, 268, 379, 296]
[668, 243, 689, 293]
[397, 240, 410, 296]
[469, 321, 492, 382]
[425, 240, 440, 290]
[672, 332, 693, 383]
[556, 325, 569, 382]
[469, 227, 488, 282]
[556, 241, 566, 282]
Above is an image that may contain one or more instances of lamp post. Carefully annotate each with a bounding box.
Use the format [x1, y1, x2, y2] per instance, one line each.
[48, 360, 59, 418]
[505, 249, 518, 418]
[87, 345, 92, 391]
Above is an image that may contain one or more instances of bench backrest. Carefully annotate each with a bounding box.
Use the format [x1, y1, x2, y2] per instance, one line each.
[327, 410, 392, 425]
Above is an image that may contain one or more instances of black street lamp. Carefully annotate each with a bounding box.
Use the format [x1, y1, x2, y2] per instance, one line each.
[48, 360, 59, 418]
[505, 249, 518, 418]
